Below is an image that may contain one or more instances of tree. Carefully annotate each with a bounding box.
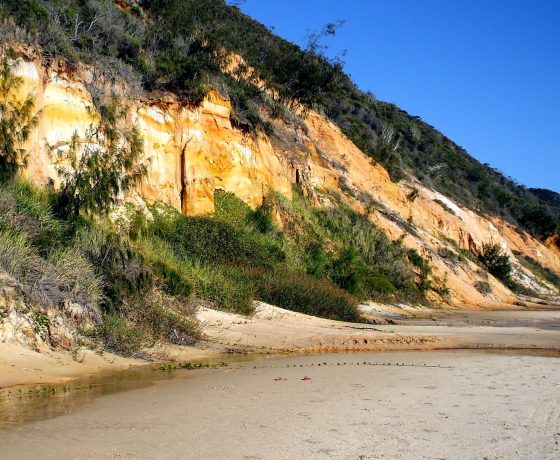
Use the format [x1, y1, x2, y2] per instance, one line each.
[51, 95, 146, 219]
[0, 48, 39, 179]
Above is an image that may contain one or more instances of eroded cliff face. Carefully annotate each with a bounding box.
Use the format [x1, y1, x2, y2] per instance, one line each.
[13, 52, 560, 309]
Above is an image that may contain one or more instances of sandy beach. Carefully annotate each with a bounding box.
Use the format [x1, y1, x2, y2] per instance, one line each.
[0, 306, 559, 459]
[1, 304, 560, 389]
[1, 350, 559, 459]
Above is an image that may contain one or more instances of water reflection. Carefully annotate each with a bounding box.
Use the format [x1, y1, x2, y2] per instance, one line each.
[0, 353, 274, 429]
[1, 347, 558, 429]
[0, 365, 174, 429]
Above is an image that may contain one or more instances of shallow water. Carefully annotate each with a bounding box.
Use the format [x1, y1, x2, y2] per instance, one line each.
[0, 353, 268, 429]
[1, 349, 559, 460]
[1, 309, 559, 432]
[1, 347, 558, 430]
[400, 308, 560, 330]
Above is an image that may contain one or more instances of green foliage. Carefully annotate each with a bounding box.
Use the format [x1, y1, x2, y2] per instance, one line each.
[152, 207, 285, 269]
[364, 275, 396, 295]
[0, 226, 103, 313]
[478, 244, 512, 282]
[51, 95, 146, 219]
[315, 198, 415, 290]
[73, 224, 153, 313]
[0, 49, 38, 178]
[0, 179, 67, 250]
[256, 269, 360, 322]
[304, 242, 330, 277]
[120, 290, 200, 346]
[98, 313, 144, 355]
[407, 249, 432, 291]
[135, 235, 255, 315]
[329, 247, 366, 295]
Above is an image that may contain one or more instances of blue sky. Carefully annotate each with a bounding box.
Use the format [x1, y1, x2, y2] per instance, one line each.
[236, 0, 560, 192]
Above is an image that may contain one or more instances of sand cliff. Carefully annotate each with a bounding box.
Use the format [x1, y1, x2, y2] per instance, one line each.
[11, 49, 560, 309]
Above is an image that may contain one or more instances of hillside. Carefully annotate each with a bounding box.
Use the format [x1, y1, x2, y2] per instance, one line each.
[0, 0, 559, 356]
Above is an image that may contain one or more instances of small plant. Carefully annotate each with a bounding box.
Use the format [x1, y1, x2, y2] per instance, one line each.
[363, 275, 396, 295]
[98, 313, 144, 355]
[474, 281, 492, 296]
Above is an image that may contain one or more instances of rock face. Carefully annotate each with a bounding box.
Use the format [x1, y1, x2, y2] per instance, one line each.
[13, 52, 560, 308]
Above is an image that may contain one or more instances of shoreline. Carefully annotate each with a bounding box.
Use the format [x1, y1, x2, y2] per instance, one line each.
[1, 303, 559, 390]
[2, 350, 559, 459]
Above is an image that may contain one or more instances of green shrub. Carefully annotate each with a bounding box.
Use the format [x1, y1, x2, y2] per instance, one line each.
[73, 225, 153, 312]
[407, 249, 432, 291]
[478, 244, 512, 282]
[152, 261, 193, 299]
[0, 179, 67, 251]
[304, 242, 330, 277]
[152, 204, 285, 269]
[99, 313, 144, 355]
[329, 247, 366, 295]
[364, 275, 396, 295]
[316, 199, 415, 290]
[136, 237, 255, 315]
[256, 269, 360, 322]
[120, 290, 200, 346]
[0, 229, 102, 313]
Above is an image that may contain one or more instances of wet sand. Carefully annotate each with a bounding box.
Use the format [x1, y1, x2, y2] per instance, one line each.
[2, 305, 559, 389]
[1, 350, 559, 459]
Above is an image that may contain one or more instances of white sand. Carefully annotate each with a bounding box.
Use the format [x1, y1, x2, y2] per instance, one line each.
[1, 350, 559, 459]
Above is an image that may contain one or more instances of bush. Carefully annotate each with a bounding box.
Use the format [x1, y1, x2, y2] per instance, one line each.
[364, 275, 396, 295]
[329, 247, 366, 295]
[152, 204, 285, 269]
[256, 269, 360, 322]
[74, 225, 153, 312]
[474, 280, 492, 296]
[99, 313, 144, 355]
[0, 229, 102, 314]
[316, 200, 415, 290]
[304, 242, 330, 277]
[152, 261, 193, 299]
[120, 290, 200, 346]
[478, 244, 512, 282]
[407, 249, 432, 291]
[136, 237, 255, 315]
[0, 179, 67, 251]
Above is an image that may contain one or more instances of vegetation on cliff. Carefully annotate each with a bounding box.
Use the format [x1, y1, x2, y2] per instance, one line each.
[0, 2, 559, 355]
[0, 48, 437, 352]
[1, 0, 557, 239]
